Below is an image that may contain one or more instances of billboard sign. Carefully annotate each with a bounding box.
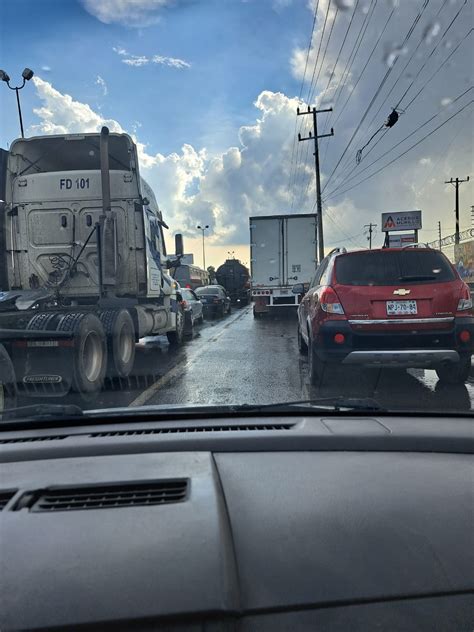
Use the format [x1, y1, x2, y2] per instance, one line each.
[382, 210, 422, 232]
[388, 233, 416, 247]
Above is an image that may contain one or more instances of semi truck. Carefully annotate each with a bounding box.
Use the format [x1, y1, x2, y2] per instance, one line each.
[249, 213, 317, 317]
[0, 127, 186, 407]
[215, 259, 250, 305]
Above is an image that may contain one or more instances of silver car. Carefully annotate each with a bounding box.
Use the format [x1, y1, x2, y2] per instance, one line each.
[180, 288, 204, 334]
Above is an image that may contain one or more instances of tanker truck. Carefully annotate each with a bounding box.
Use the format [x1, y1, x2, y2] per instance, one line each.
[215, 259, 250, 306]
[0, 127, 186, 404]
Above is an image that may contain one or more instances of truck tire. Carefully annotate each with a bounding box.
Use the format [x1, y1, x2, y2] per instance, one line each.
[100, 310, 136, 378]
[27, 312, 62, 331]
[167, 306, 185, 346]
[436, 355, 471, 384]
[57, 313, 107, 394]
[0, 344, 17, 416]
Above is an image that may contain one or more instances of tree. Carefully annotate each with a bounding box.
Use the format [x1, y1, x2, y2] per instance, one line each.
[207, 266, 216, 283]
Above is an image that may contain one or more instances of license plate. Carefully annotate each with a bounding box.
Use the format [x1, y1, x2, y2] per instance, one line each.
[386, 300, 417, 316]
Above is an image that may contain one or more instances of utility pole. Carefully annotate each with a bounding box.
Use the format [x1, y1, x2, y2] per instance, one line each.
[445, 176, 470, 244]
[438, 221, 442, 250]
[196, 224, 209, 270]
[364, 223, 377, 249]
[297, 105, 334, 263]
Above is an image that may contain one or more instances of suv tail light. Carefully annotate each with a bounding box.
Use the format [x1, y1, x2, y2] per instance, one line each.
[457, 284, 472, 312]
[320, 287, 345, 315]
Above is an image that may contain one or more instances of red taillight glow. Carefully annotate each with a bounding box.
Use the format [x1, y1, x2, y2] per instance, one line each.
[459, 330, 470, 343]
[334, 333, 345, 344]
[319, 287, 345, 315]
[457, 284, 473, 311]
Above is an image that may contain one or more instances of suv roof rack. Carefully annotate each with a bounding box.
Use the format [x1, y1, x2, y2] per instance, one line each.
[327, 247, 347, 256]
[401, 243, 432, 249]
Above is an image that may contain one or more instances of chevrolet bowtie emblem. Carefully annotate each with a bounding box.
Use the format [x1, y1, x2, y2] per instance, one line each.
[393, 288, 411, 296]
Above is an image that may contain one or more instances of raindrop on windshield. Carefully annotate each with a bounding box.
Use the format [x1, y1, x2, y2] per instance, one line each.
[441, 97, 452, 106]
[422, 21, 441, 45]
[383, 43, 407, 68]
[335, 0, 355, 9]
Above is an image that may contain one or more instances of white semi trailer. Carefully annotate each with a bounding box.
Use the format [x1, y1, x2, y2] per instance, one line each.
[250, 213, 317, 317]
[0, 127, 185, 403]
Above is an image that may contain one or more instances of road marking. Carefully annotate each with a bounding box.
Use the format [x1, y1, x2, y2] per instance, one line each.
[128, 307, 250, 407]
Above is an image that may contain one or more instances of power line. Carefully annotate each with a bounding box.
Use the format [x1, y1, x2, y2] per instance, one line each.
[293, 1, 336, 211]
[308, 7, 340, 106]
[287, 1, 319, 210]
[319, 0, 378, 166]
[362, 0, 449, 138]
[322, 98, 473, 202]
[327, 29, 473, 196]
[323, 85, 473, 199]
[320, 4, 396, 195]
[325, 0, 436, 194]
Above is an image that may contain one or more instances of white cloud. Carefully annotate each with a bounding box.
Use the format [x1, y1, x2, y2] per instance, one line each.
[80, 0, 173, 27]
[112, 46, 128, 56]
[95, 75, 108, 96]
[152, 55, 191, 69]
[123, 56, 150, 67]
[27, 77, 473, 249]
[41, 65, 52, 72]
[113, 47, 190, 69]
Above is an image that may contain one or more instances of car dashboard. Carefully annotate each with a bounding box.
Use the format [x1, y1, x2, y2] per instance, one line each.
[0, 414, 473, 631]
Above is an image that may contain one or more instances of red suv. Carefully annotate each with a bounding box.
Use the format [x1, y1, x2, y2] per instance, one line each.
[295, 246, 474, 385]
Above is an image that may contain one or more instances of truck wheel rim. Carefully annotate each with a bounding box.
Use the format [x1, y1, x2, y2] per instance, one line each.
[83, 331, 103, 382]
[119, 325, 133, 364]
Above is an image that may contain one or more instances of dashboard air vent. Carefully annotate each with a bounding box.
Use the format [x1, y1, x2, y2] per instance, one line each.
[0, 435, 68, 444]
[0, 490, 17, 510]
[90, 423, 294, 437]
[21, 480, 188, 512]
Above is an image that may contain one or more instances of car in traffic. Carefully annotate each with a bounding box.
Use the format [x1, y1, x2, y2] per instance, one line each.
[179, 288, 204, 334]
[295, 246, 474, 385]
[195, 285, 232, 318]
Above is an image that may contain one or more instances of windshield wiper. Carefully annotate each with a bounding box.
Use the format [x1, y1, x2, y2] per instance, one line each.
[230, 397, 385, 413]
[398, 275, 436, 282]
[1, 404, 83, 423]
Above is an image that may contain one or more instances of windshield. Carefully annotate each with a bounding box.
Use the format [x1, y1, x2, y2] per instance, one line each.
[335, 250, 456, 285]
[0, 0, 473, 421]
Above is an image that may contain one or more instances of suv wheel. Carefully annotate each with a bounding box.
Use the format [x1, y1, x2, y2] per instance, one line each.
[436, 355, 471, 384]
[297, 324, 308, 355]
[308, 337, 325, 386]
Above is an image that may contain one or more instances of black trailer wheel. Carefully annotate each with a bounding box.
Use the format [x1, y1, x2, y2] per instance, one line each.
[167, 306, 185, 346]
[57, 313, 107, 394]
[100, 310, 136, 378]
[436, 354, 471, 384]
[0, 344, 17, 416]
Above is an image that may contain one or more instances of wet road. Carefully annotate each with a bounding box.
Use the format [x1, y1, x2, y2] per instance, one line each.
[80, 305, 473, 413]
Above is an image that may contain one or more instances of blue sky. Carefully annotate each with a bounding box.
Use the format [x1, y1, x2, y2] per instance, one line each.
[1, 0, 309, 154]
[1, 0, 472, 264]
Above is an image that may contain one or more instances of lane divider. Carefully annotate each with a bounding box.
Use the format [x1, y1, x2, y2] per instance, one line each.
[128, 306, 251, 407]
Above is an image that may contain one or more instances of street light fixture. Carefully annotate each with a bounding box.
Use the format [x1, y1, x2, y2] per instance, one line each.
[0, 67, 34, 138]
[196, 224, 209, 270]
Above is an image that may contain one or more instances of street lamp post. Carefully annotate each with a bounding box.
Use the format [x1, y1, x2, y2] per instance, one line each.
[197, 224, 209, 270]
[0, 68, 34, 138]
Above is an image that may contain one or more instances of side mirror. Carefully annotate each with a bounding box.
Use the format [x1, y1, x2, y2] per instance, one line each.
[292, 283, 304, 294]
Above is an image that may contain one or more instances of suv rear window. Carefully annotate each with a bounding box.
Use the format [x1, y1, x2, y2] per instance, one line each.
[196, 287, 220, 296]
[335, 250, 456, 286]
